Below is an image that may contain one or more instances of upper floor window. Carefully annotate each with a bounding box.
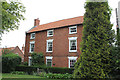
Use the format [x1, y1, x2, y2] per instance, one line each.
[30, 33, 35, 39]
[29, 41, 35, 53]
[47, 30, 53, 37]
[68, 37, 77, 52]
[69, 26, 77, 34]
[46, 39, 53, 52]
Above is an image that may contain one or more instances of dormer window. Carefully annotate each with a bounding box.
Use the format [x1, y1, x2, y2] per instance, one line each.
[69, 26, 77, 34]
[47, 30, 53, 37]
[30, 33, 35, 39]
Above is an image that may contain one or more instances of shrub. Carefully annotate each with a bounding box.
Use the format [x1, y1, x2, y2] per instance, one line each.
[15, 65, 74, 74]
[15, 65, 38, 75]
[2, 53, 21, 73]
[45, 73, 73, 79]
[31, 52, 44, 66]
[11, 71, 26, 75]
[23, 61, 28, 66]
[44, 67, 74, 74]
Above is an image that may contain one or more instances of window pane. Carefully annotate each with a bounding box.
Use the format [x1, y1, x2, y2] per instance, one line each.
[48, 42, 52, 51]
[70, 40, 76, 50]
[31, 44, 34, 52]
[47, 59, 52, 67]
[70, 60, 76, 68]
[48, 30, 53, 36]
[31, 33, 35, 39]
[49, 31, 53, 35]
[71, 28, 76, 32]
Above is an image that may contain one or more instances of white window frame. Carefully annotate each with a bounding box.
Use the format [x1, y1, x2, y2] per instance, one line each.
[69, 26, 77, 34]
[46, 39, 53, 52]
[68, 37, 77, 52]
[30, 33, 35, 39]
[68, 56, 77, 68]
[28, 56, 32, 66]
[46, 56, 53, 67]
[29, 41, 35, 53]
[47, 30, 54, 37]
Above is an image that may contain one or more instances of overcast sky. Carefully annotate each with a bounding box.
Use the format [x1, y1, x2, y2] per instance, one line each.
[0, 0, 120, 49]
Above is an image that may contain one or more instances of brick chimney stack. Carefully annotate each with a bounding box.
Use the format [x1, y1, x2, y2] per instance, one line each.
[22, 44, 25, 53]
[34, 18, 40, 26]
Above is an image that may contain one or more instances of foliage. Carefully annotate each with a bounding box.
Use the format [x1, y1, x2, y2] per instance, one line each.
[2, 53, 21, 73]
[73, 2, 115, 78]
[31, 52, 44, 66]
[15, 65, 38, 75]
[2, 48, 12, 55]
[110, 46, 120, 78]
[44, 73, 73, 79]
[2, 73, 42, 79]
[11, 71, 26, 75]
[1, 0, 25, 33]
[44, 67, 74, 74]
[15, 65, 74, 74]
[23, 61, 28, 66]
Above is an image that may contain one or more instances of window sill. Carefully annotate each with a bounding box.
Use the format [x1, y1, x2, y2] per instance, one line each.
[30, 38, 35, 39]
[46, 51, 53, 53]
[69, 32, 77, 34]
[47, 35, 53, 37]
[29, 52, 34, 53]
[69, 50, 77, 52]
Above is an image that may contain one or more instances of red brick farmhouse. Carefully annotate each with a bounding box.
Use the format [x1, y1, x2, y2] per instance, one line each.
[24, 16, 84, 68]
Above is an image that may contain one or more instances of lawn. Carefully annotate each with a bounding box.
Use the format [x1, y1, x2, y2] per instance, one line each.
[2, 73, 61, 80]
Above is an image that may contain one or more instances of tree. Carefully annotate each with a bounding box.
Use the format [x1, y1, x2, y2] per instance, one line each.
[73, 1, 114, 78]
[31, 52, 44, 66]
[0, 0, 25, 33]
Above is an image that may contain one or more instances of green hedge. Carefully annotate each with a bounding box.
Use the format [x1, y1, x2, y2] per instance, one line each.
[44, 67, 74, 74]
[45, 73, 73, 79]
[2, 53, 21, 73]
[15, 65, 74, 74]
[15, 65, 38, 75]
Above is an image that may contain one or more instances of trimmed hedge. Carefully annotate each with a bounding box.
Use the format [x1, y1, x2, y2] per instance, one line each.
[45, 73, 73, 79]
[44, 67, 74, 74]
[15, 65, 38, 75]
[15, 65, 74, 74]
[2, 53, 21, 73]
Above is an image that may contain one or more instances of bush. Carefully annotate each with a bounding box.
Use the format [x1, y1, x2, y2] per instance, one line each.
[44, 67, 74, 74]
[23, 61, 28, 66]
[2, 53, 21, 73]
[45, 73, 73, 79]
[31, 52, 44, 66]
[15, 65, 74, 74]
[11, 71, 26, 75]
[15, 65, 38, 75]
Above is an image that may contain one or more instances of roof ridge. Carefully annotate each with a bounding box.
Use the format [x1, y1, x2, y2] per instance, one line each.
[39, 16, 83, 26]
[28, 16, 84, 33]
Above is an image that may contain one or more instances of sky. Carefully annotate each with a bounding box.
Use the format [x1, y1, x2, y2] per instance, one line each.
[0, 0, 120, 49]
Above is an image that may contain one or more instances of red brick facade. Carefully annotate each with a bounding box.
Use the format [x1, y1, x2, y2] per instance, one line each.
[24, 16, 83, 68]
[0, 46, 24, 62]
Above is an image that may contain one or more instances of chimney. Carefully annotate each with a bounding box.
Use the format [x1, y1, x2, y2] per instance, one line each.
[22, 44, 25, 53]
[34, 18, 40, 26]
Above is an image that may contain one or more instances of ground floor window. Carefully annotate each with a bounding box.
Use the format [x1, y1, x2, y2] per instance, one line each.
[46, 59, 52, 67]
[68, 57, 77, 68]
[46, 56, 53, 67]
[70, 60, 76, 68]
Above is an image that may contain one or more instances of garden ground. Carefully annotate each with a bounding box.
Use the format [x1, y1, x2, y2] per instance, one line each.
[2, 73, 62, 80]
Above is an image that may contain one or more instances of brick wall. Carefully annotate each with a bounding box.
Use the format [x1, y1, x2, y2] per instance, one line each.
[24, 24, 83, 67]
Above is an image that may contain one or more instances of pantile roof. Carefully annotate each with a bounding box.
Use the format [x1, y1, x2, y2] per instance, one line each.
[28, 16, 84, 33]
